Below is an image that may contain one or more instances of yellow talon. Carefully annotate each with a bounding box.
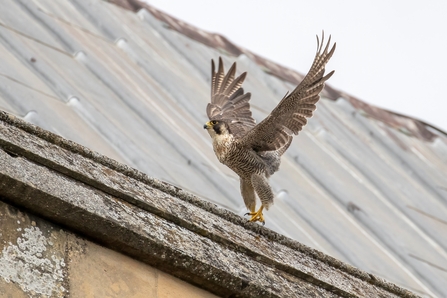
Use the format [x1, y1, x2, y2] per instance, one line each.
[246, 206, 265, 224]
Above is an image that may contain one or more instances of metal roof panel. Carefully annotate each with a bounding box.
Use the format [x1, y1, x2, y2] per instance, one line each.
[0, 0, 446, 296]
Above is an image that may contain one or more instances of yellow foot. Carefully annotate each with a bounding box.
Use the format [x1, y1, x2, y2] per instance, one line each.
[245, 206, 265, 225]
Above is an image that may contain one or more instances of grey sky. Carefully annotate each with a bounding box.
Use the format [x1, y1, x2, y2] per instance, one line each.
[147, 0, 447, 132]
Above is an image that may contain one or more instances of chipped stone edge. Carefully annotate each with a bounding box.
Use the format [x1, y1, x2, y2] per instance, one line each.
[0, 110, 418, 298]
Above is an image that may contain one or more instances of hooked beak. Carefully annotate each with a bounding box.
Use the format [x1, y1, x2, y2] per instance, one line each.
[203, 121, 212, 129]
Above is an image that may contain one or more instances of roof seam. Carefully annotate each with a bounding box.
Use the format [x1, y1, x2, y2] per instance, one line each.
[0, 21, 70, 56]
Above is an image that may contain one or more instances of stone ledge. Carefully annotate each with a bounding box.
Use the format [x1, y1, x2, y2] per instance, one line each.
[0, 110, 418, 297]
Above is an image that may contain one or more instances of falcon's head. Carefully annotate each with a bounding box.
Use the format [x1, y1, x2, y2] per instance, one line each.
[203, 120, 231, 137]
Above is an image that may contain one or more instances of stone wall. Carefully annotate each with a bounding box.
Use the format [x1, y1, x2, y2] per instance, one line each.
[0, 201, 216, 298]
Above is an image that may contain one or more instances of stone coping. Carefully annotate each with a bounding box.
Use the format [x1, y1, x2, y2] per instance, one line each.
[0, 110, 419, 297]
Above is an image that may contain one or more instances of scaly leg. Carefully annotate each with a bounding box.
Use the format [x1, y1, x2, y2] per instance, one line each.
[246, 205, 265, 225]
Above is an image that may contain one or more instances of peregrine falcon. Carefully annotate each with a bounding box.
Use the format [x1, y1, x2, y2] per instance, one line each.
[204, 33, 335, 224]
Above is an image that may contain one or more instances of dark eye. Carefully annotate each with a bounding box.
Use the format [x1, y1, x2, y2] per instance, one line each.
[211, 120, 217, 125]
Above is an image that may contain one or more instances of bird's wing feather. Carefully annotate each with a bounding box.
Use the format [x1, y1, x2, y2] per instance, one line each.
[240, 33, 336, 152]
[207, 57, 256, 138]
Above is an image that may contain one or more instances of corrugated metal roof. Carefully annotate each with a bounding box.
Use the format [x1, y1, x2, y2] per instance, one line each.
[0, 0, 446, 296]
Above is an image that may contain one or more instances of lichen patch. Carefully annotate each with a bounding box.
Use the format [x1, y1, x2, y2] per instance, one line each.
[0, 226, 66, 297]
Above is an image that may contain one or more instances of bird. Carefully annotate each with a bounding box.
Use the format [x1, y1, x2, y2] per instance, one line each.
[203, 33, 336, 224]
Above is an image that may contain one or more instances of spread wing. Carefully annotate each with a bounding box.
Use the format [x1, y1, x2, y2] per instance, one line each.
[240, 33, 336, 152]
[207, 57, 256, 138]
